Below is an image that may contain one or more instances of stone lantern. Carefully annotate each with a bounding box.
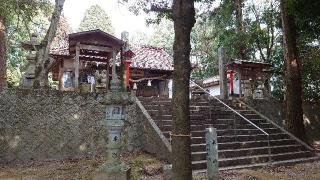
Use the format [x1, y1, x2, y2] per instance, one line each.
[21, 33, 40, 88]
[94, 104, 130, 180]
[94, 64, 132, 180]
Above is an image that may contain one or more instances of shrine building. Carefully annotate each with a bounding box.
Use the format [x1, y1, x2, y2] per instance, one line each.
[49, 29, 173, 97]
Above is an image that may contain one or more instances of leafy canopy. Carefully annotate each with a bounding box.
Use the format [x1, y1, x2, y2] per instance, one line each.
[78, 4, 115, 35]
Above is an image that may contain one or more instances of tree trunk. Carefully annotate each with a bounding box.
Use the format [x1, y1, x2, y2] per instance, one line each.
[171, 0, 195, 179]
[234, 0, 247, 59]
[280, 0, 307, 141]
[0, 16, 6, 91]
[33, 0, 65, 88]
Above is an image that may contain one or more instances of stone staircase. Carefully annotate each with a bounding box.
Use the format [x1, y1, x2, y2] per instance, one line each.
[138, 96, 317, 172]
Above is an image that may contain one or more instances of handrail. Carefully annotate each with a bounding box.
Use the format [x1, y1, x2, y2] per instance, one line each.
[190, 80, 269, 136]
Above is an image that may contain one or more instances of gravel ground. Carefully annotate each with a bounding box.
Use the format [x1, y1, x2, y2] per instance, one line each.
[0, 155, 319, 180]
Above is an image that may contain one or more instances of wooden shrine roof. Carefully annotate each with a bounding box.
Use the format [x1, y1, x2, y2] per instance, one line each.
[69, 29, 124, 52]
[227, 59, 272, 69]
[50, 40, 174, 71]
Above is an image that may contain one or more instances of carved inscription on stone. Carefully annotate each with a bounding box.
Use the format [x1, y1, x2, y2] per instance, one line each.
[106, 105, 126, 120]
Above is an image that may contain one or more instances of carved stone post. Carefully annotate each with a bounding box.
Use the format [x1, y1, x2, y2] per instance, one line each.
[206, 127, 218, 180]
[218, 46, 227, 99]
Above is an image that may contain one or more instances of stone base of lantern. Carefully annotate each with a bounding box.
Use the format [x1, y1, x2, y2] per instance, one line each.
[93, 162, 131, 180]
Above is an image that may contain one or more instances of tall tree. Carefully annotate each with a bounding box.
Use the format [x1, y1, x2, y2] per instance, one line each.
[120, 0, 196, 177]
[234, 0, 247, 59]
[280, 0, 306, 141]
[33, 0, 65, 88]
[171, 0, 195, 179]
[78, 5, 115, 34]
[0, 17, 6, 91]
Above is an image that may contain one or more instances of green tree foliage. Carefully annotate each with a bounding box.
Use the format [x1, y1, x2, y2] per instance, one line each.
[78, 5, 115, 34]
[2, 0, 70, 88]
[123, 0, 320, 101]
[0, 0, 52, 87]
[293, 0, 320, 101]
[191, 17, 219, 78]
[148, 19, 174, 54]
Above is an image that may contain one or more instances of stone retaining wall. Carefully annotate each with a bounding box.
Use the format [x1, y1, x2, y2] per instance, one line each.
[133, 97, 172, 162]
[243, 98, 320, 143]
[0, 89, 108, 163]
[0, 89, 171, 164]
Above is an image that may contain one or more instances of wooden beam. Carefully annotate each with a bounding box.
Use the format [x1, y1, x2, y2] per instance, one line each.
[79, 44, 113, 52]
[74, 42, 80, 88]
[58, 59, 63, 90]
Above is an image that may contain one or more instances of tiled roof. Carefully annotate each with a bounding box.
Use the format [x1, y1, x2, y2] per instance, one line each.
[50, 36, 69, 56]
[202, 76, 220, 85]
[128, 45, 173, 71]
[50, 38, 174, 71]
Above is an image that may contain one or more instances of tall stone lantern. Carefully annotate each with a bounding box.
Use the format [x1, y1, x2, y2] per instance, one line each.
[21, 33, 40, 88]
[94, 36, 132, 179]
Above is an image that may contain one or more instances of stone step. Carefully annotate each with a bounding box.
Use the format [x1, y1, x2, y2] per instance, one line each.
[141, 101, 222, 107]
[160, 124, 203, 132]
[162, 128, 282, 139]
[191, 133, 290, 144]
[243, 114, 262, 119]
[191, 139, 298, 152]
[192, 151, 313, 170]
[191, 144, 307, 161]
[205, 122, 274, 129]
[214, 118, 267, 125]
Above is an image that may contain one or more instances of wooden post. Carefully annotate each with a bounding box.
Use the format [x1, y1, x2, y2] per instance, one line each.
[106, 60, 110, 91]
[58, 60, 63, 90]
[74, 42, 80, 89]
[230, 70, 234, 96]
[238, 70, 242, 98]
[218, 47, 227, 99]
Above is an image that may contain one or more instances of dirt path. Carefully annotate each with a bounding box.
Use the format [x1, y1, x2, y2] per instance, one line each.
[0, 155, 319, 180]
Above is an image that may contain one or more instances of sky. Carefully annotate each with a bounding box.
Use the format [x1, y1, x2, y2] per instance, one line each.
[62, 0, 153, 38]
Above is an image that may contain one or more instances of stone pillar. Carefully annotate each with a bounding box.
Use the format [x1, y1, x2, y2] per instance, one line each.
[206, 127, 219, 180]
[110, 49, 121, 91]
[121, 31, 129, 90]
[74, 42, 80, 89]
[218, 46, 227, 99]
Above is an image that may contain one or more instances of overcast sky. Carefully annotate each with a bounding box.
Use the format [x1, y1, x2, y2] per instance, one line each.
[62, 0, 153, 37]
